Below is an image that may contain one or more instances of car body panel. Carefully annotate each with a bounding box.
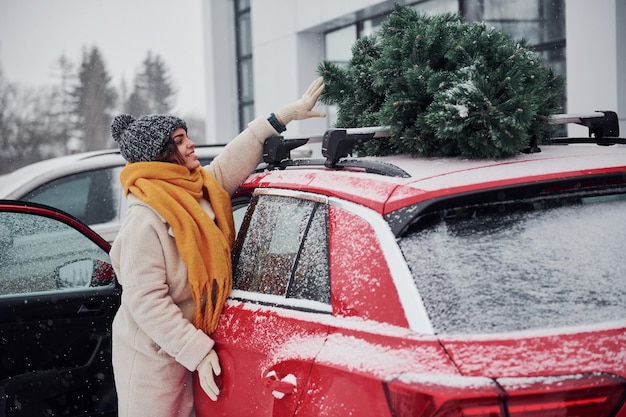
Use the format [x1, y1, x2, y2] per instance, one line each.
[394, 147, 626, 208]
[194, 298, 329, 417]
[328, 204, 409, 327]
[296, 325, 457, 417]
[197, 299, 459, 417]
[439, 324, 626, 378]
[239, 145, 626, 216]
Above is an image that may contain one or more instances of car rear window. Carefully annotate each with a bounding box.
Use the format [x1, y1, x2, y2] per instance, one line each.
[398, 188, 626, 335]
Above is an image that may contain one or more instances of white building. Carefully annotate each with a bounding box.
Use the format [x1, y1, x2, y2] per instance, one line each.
[202, 0, 625, 143]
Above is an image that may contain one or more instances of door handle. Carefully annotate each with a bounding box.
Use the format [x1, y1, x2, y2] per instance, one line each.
[263, 370, 297, 398]
[77, 302, 104, 313]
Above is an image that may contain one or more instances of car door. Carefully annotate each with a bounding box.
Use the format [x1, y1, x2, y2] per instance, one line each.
[293, 203, 458, 416]
[0, 200, 120, 417]
[195, 190, 331, 417]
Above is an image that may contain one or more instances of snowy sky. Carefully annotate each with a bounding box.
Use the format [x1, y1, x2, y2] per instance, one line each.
[0, 0, 206, 117]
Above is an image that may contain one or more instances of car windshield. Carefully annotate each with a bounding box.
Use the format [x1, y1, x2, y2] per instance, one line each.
[398, 188, 626, 335]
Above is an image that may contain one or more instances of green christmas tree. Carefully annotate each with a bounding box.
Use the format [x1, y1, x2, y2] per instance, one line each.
[317, 3, 564, 159]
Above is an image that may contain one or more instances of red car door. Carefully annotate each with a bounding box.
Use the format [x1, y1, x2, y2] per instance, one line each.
[195, 192, 332, 417]
[196, 300, 329, 417]
[291, 203, 458, 416]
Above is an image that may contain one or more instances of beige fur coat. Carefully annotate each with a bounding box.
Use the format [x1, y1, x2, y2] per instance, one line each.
[110, 116, 276, 417]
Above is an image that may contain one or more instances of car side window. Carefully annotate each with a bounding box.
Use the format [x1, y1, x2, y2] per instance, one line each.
[22, 168, 121, 226]
[233, 195, 330, 304]
[231, 195, 251, 235]
[0, 211, 114, 296]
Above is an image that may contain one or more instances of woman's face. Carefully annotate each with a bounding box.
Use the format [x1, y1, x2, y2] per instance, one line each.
[171, 128, 200, 170]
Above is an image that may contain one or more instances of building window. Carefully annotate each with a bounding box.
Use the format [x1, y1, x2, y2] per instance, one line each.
[413, 0, 459, 15]
[235, 0, 254, 131]
[471, 0, 566, 110]
[476, 0, 566, 77]
[325, 25, 356, 69]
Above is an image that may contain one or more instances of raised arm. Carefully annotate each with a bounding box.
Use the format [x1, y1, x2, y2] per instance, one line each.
[206, 77, 325, 195]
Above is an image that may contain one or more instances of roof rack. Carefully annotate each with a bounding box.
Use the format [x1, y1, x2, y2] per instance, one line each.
[275, 157, 410, 178]
[321, 126, 391, 167]
[318, 112, 624, 160]
[550, 111, 619, 137]
[549, 111, 625, 145]
[261, 134, 409, 178]
[262, 136, 309, 168]
[261, 111, 623, 173]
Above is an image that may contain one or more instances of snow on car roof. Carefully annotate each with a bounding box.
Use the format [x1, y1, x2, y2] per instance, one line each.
[244, 144, 626, 214]
[0, 145, 226, 199]
[0, 150, 125, 199]
[391, 144, 626, 189]
[383, 144, 626, 212]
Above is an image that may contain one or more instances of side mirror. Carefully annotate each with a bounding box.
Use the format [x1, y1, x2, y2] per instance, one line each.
[56, 258, 115, 289]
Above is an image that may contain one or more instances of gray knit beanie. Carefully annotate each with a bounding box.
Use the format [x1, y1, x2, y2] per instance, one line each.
[111, 114, 188, 162]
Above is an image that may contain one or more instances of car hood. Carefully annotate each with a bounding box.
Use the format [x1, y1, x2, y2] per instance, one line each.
[439, 322, 626, 379]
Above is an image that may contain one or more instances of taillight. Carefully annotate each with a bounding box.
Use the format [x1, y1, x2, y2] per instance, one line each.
[384, 373, 626, 417]
[383, 375, 504, 417]
[501, 374, 626, 417]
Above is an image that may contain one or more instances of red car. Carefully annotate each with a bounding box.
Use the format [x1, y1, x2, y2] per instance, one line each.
[195, 112, 626, 417]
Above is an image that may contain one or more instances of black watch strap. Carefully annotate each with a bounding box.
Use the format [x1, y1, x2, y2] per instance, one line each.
[268, 113, 286, 133]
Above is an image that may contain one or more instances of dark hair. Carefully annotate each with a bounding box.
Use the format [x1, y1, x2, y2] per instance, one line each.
[155, 137, 185, 165]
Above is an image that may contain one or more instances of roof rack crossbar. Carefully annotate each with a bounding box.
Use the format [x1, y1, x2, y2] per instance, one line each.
[550, 111, 620, 138]
[259, 135, 410, 178]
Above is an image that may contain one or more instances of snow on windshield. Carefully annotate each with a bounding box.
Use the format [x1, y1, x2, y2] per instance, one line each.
[399, 194, 626, 334]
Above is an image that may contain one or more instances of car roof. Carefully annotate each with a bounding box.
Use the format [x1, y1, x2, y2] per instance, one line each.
[0, 144, 225, 199]
[241, 143, 626, 215]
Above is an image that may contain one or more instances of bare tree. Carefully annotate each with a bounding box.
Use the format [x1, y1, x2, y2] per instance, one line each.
[0, 82, 67, 173]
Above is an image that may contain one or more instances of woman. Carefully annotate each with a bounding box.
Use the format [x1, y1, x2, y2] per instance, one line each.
[109, 77, 324, 417]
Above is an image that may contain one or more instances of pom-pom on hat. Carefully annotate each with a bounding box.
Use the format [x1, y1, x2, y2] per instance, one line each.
[111, 114, 187, 162]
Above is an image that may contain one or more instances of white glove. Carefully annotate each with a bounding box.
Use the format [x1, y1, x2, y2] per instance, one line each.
[197, 350, 221, 401]
[275, 77, 326, 126]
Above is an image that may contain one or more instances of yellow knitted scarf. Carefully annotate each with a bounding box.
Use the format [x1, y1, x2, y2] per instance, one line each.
[120, 162, 235, 334]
